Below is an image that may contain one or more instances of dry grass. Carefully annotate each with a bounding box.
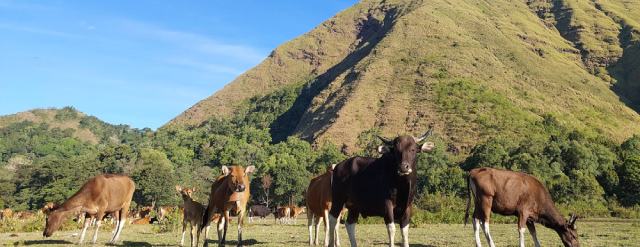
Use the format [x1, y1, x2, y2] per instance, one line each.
[2, 215, 638, 246]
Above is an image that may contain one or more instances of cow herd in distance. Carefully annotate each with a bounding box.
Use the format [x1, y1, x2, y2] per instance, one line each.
[4, 128, 581, 247]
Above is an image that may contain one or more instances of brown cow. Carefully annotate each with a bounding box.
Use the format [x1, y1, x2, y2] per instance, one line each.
[132, 215, 159, 225]
[328, 129, 435, 247]
[38, 202, 60, 215]
[306, 165, 346, 247]
[201, 165, 255, 247]
[274, 206, 290, 224]
[159, 205, 178, 220]
[1, 208, 12, 221]
[290, 206, 306, 225]
[43, 174, 135, 245]
[176, 185, 210, 247]
[465, 167, 579, 247]
[139, 206, 153, 218]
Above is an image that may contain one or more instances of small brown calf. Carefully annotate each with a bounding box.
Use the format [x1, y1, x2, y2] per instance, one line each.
[176, 185, 209, 247]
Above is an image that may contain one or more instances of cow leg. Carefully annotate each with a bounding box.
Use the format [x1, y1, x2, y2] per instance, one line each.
[110, 210, 126, 244]
[473, 218, 482, 247]
[90, 215, 103, 244]
[315, 216, 323, 246]
[221, 210, 230, 247]
[237, 208, 246, 247]
[399, 207, 411, 247]
[216, 215, 225, 245]
[480, 221, 495, 247]
[181, 220, 188, 246]
[307, 212, 314, 246]
[345, 209, 359, 247]
[386, 223, 396, 247]
[517, 215, 528, 247]
[526, 221, 541, 247]
[77, 214, 91, 245]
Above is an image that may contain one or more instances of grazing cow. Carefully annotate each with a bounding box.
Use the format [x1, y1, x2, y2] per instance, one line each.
[290, 206, 306, 225]
[1, 208, 12, 221]
[176, 185, 210, 247]
[248, 205, 271, 223]
[202, 165, 256, 247]
[328, 129, 435, 247]
[306, 164, 346, 247]
[20, 212, 37, 221]
[43, 174, 135, 245]
[465, 167, 580, 247]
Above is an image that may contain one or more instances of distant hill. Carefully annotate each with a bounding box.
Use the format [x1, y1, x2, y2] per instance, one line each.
[168, 0, 640, 153]
[0, 107, 140, 145]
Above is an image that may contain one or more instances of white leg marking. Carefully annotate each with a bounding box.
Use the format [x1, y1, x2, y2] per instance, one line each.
[77, 216, 90, 245]
[386, 223, 396, 247]
[346, 222, 357, 247]
[308, 214, 314, 246]
[90, 220, 101, 244]
[110, 220, 126, 244]
[473, 218, 482, 247]
[180, 221, 187, 246]
[328, 215, 337, 247]
[401, 225, 409, 247]
[480, 221, 495, 247]
[519, 227, 526, 247]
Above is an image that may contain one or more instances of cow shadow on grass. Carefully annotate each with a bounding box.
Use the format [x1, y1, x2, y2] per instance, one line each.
[203, 239, 264, 246]
[12, 240, 73, 245]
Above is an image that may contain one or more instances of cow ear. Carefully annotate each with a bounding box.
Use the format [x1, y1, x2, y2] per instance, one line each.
[222, 165, 230, 176]
[175, 185, 182, 193]
[420, 142, 435, 152]
[378, 145, 391, 154]
[193, 186, 199, 193]
[245, 165, 256, 175]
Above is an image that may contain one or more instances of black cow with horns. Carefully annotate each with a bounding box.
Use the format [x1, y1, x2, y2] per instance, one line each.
[328, 127, 435, 247]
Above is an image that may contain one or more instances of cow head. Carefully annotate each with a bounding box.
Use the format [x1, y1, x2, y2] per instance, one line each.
[43, 209, 63, 238]
[175, 185, 198, 200]
[558, 214, 580, 247]
[222, 165, 256, 193]
[377, 127, 435, 175]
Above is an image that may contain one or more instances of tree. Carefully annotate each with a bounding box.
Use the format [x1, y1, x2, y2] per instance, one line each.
[130, 149, 176, 208]
[260, 174, 273, 207]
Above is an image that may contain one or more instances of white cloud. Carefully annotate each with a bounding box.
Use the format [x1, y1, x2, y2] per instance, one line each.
[118, 19, 268, 64]
[163, 58, 246, 75]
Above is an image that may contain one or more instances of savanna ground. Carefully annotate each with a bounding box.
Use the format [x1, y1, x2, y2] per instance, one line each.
[1, 214, 639, 247]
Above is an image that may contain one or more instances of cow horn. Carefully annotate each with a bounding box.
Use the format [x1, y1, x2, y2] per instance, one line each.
[377, 136, 393, 146]
[569, 213, 577, 225]
[415, 125, 434, 143]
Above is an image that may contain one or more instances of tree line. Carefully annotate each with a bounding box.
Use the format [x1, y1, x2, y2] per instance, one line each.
[0, 107, 639, 219]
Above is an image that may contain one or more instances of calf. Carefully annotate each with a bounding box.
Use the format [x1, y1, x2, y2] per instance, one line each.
[290, 206, 306, 225]
[274, 206, 290, 224]
[139, 206, 153, 218]
[201, 165, 256, 247]
[176, 185, 209, 247]
[328, 129, 435, 247]
[248, 205, 271, 223]
[306, 165, 346, 247]
[465, 167, 580, 247]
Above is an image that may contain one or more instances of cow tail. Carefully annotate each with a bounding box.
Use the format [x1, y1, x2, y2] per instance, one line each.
[201, 205, 210, 231]
[464, 173, 471, 226]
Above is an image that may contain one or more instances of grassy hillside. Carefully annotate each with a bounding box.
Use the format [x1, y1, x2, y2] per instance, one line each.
[167, 0, 640, 153]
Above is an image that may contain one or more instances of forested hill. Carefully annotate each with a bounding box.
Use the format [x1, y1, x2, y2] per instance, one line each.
[168, 0, 640, 153]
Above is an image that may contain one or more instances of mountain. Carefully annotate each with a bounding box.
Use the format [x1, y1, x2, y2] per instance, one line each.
[167, 0, 640, 153]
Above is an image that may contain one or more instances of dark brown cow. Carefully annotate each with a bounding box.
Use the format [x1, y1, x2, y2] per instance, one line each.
[248, 205, 271, 223]
[43, 174, 135, 245]
[201, 165, 256, 247]
[465, 167, 579, 247]
[328, 129, 435, 247]
[274, 206, 289, 224]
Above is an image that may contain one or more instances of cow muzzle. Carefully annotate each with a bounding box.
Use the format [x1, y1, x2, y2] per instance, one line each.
[237, 184, 246, 192]
[398, 163, 412, 175]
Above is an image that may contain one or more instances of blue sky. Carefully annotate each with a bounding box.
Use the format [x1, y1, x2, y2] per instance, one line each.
[0, 0, 360, 130]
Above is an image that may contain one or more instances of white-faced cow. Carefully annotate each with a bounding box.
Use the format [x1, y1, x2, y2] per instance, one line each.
[43, 174, 135, 245]
[328, 128, 435, 247]
[465, 167, 579, 247]
[201, 165, 256, 247]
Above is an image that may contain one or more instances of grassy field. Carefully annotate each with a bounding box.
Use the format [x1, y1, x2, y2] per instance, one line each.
[1, 215, 639, 246]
